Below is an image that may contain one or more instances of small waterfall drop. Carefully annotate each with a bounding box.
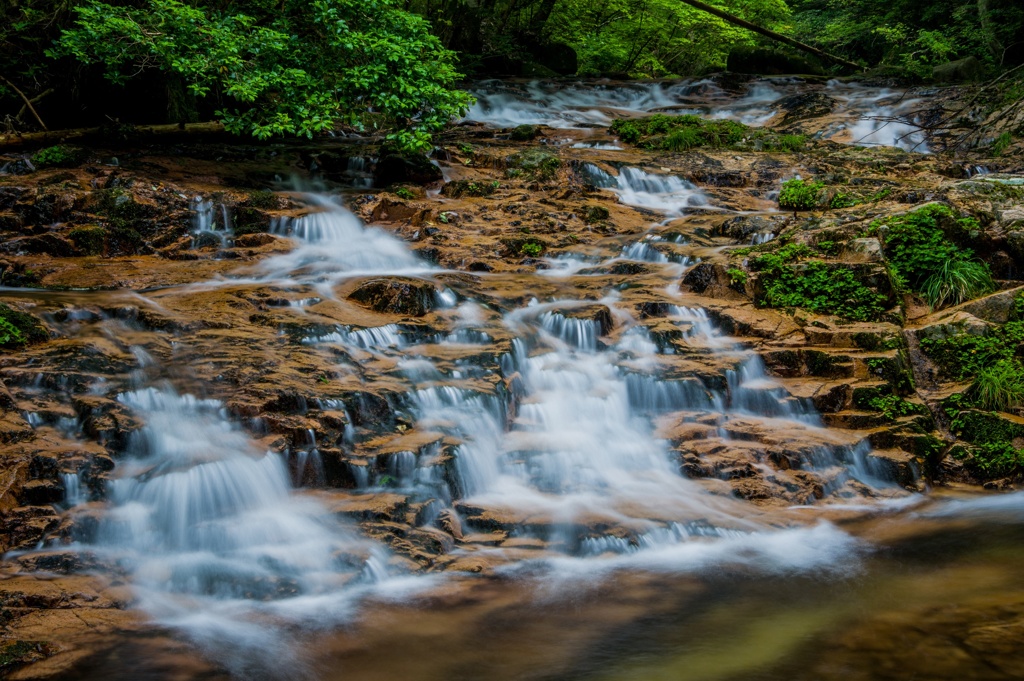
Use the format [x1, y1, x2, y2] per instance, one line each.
[583, 164, 708, 215]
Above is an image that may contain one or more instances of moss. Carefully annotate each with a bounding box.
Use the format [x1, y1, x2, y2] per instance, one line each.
[509, 124, 540, 141]
[0, 641, 48, 673]
[246, 189, 279, 209]
[865, 353, 915, 395]
[442, 180, 500, 198]
[68, 226, 107, 255]
[30, 145, 86, 168]
[610, 114, 806, 152]
[0, 303, 48, 349]
[583, 205, 609, 223]
[505, 149, 561, 181]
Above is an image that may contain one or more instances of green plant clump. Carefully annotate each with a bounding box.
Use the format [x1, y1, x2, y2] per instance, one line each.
[30, 145, 86, 168]
[867, 393, 922, 421]
[510, 124, 540, 141]
[778, 179, 825, 211]
[0, 303, 48, 349]
[610, 114, 805, 152]
[68, 226, 107, 255]
[968, 359, 1024, 412]
[505, 149, 561, 181]
[726, 267, 747, 287]
[750, 243, 887, 321]
[520, 241, 543, 257]
[246, 189, 278, 209]
[872, 204, 995, 309]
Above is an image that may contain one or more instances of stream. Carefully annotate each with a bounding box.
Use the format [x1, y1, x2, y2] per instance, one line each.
[2, 77, 1022, 681]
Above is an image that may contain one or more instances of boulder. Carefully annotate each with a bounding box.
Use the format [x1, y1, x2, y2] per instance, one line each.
[841, 237, 884, 263]
[348, 277, 437, 317]
[774, 91, 837, 122]
[374, 154, 443, 187]
[933, 56, 985, 83]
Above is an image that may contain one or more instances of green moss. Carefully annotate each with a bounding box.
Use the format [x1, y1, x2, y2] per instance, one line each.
[611, 114, 805, 152]
[509, 124, 540, 141]
[0, 303, 48, 349]
[0, 641, 47, 673]
[505, 149, 561, 181]
[31, 145, 86, 168]
[584, 205, 609, 223]
[68, 226, 107, 255]
[443, 180, 500, 198]
[246, 189, 278, 208]
[865, 354, 915, 394]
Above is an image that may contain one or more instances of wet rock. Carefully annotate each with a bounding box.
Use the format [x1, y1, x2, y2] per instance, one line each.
[933, 56, 985, 83]
[1, 506, 62, 552]
[0, 234, 76, 257]
[374, 154, 443, 187]
[348, 277, 438, 317]
[841, 237, 884, 262]
[774, 91, 837, 122]
[956, 286, 1024, 324]
[233, 232, 279, 248]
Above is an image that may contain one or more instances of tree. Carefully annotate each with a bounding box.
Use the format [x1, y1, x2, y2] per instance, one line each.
[46, 0, 473, 151]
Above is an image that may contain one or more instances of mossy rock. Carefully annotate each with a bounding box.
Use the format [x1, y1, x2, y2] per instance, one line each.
[441, 180, 500, 198]
[30, 144, 87, 168]
[509, 125, 540, 142]
[583, 205, 609, 223]
[0, 303, 49, 348]
[348, 278, 437, 317]
[505, 149, 561, 181]
[69, 226, 107, 256]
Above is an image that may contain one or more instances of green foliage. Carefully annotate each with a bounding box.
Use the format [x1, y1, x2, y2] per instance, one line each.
[726, 267, 748, 287]
[778, 179, 824, 211]
[922, 321, 1024, 381]
[31, 145, 86, 168]
[751, 244, 887, 321]
[443, 180, 499, 198]
[0, 303, 48, 349]
[866, 393, 921, 421]
[50, 0, 472, 151]
[949, 409, 1024, 477]
[69, 226, 107, 255]
[583, 205, 609, 224]
[992, 132, 1013, 156]
[520, 241, 543, 257]
[611, 115, 805, 152]
[921, 258, 996, 309]
[873, 204, 994, 308]
[969, 359, 1024, 411]
[393, 187, 416, 200]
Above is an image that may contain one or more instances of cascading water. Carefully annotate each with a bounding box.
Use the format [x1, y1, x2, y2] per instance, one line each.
[466, 78, 933, 152]
[93, 386, 394, 676]
[582, 163, 708, 215]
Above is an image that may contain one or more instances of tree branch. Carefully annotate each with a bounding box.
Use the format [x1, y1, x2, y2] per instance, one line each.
[0, 75, 48, 131]
[673, 0, 863, 72]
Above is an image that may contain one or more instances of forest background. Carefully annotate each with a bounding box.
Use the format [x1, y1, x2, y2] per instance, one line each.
[1, 0, 1023, 148]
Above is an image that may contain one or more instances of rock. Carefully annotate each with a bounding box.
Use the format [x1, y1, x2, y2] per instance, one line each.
[509, 125, 540, 142]
[727, 46, 824, 75]
[956, 286, 1024, 324]
[682, 262, 719, 293]
[774, 91, 837, 122]
[233, 233, 279, 248]
[348, 277, 437, 316]
[374, 154, 443, 187]
[933, 56, 985, 83]
[912, 311, 991, 343]
[0, 234, 76, 257]
[841, 237, 884, 262]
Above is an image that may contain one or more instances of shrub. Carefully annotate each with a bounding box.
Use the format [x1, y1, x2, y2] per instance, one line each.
[610, 115, 805, 152]
[778, 179, 824, 211]
[969, 359, 1024, 412]
[921, 258, 995, 309]
[867, 393, 921, 421]
[726, 267, 747, 287]
[521, 241, 543, 257]
[30, 145, 86, 168]
[751, 244, 887, 321]
[69, 226, 107, 255]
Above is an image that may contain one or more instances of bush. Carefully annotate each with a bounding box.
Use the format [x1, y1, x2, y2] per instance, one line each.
[778, 179, 824, 211]
[921, 258, 995, 309]
[873, 205, 992, 303]
[969, 359, 1024, 412]
[751, 244, 887, 321]
[30, 145, 86, 168]
[69, 226, 107, 255]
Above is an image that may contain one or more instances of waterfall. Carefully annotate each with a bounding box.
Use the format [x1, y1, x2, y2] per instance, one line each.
[92, 387, 392, 675]
[582, 164, 708, 216]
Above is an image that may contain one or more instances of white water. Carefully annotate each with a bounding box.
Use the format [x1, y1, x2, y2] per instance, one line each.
[93, 387, 406, 676]
[467, 78, 932, 152]
[582, 163, 708, 215]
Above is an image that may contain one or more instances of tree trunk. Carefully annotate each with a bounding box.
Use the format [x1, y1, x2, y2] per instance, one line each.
[673, 0, 863, 71]
[0, 122, 226, 148]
